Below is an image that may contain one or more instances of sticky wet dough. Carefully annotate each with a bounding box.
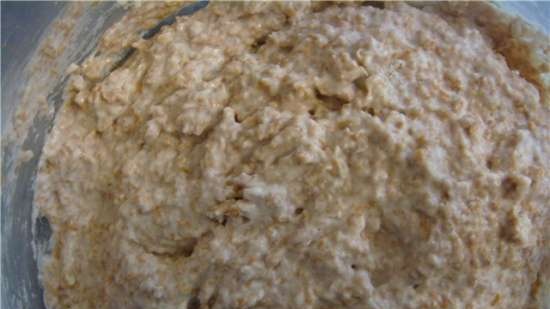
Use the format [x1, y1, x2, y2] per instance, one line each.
[35, 2, 550, 309]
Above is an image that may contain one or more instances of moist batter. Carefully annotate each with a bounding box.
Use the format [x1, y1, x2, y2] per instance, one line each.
[35, 2, 550, 309]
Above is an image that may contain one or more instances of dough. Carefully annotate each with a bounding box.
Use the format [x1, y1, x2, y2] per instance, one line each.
[35, 2, 549, 309]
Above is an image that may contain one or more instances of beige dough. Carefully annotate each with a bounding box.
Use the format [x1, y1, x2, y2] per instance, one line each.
[35, 2, 550, 309]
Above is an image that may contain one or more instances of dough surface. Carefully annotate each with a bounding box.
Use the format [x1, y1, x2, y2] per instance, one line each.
[35, 2, 550, 309]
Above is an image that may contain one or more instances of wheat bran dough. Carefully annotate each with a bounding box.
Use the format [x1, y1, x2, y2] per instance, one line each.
[35, 2, 550, 309]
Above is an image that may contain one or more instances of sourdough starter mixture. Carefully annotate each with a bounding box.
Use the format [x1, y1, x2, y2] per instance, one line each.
[34, 2, 549, 309]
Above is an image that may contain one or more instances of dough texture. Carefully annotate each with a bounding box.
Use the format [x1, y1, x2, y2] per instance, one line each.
[35, 2, 549, 309]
